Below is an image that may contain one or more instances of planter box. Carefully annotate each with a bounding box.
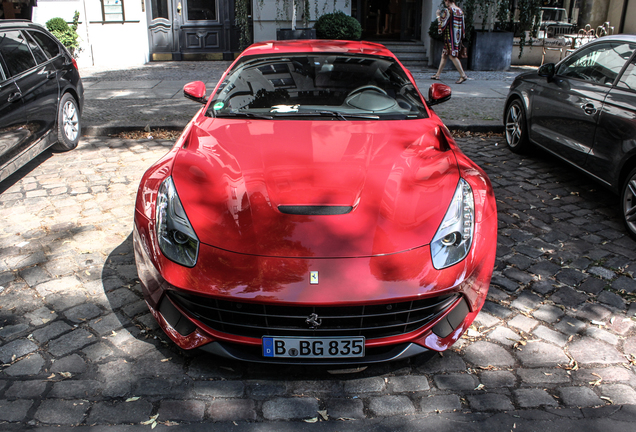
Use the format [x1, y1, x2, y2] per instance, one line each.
[468, 31, 514, 71]
[277, 28, 316, 40]
[429, 38, 468, 71]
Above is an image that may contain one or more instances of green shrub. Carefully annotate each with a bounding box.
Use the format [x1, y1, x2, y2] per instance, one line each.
[46, 17, 70, 33]
[46, 12, 80, 53]
[314, 11, 362, 40]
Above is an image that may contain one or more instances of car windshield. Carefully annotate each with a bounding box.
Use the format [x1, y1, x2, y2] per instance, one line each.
[207, 53, 428, 120]
[541, 8, 567, 22]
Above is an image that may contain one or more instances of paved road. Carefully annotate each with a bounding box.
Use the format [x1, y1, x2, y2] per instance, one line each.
[79, 61, 531, 133]
[0, 132, 635, 430]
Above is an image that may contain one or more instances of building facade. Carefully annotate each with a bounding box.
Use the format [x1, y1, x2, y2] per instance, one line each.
[1, 0, 632, 67]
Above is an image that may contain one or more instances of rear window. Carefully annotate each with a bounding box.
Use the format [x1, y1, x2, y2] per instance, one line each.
[28, 30, 61, 59]
[0, 31, 37, 76]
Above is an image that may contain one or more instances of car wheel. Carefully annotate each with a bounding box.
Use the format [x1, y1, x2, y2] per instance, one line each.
[621, 167, 636, 239]
[52, 93, 80, 151]
[504, 99, 529, 153]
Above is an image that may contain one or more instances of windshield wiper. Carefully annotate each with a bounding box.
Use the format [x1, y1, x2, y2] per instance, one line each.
[272, 111, 380, 120]
[215, 112, 274, 120]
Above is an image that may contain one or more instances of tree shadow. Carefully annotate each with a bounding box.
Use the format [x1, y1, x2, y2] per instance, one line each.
[0, 149, 54, 195]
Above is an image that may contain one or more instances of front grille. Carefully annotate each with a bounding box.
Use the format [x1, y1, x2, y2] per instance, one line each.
[168, 291, 460, 340]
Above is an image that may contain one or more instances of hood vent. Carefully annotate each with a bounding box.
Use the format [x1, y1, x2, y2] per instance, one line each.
[278, 205, 353, 215]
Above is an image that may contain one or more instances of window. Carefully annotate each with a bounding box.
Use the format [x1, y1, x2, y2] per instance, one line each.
[187, 0, 217, 21]
[0, 31, 37, 76]
[557, 41, 635, 86]
[151, 0, 169, 20]
[102, 0, 125, 22]
[617, 61, 636, 92]
[28, 31, 60, 59]
[23, 32, 48, 63]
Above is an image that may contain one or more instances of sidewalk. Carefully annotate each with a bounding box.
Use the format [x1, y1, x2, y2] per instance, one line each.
[79, 61, 536, 135]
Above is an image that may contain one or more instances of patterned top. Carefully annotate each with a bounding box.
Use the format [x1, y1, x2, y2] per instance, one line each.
[438, 6, 465, 57]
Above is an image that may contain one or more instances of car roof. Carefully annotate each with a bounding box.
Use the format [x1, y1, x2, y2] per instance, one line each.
[240, 40, 396, 59]
[0, 20, 48, 31]
[589, 34, 636, 43]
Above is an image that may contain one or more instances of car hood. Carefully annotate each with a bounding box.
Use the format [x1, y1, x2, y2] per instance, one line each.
[171, 118, 460, 258]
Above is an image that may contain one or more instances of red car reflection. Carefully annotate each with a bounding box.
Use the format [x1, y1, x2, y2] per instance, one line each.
[133, 40, 497, 364]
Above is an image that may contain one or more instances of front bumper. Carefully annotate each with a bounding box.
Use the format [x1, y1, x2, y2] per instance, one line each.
[133, 200, 497, 363]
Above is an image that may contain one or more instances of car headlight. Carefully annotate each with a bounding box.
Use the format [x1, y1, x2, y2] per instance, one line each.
[431, 178, 474, 270]
[156, 177, 199, 267]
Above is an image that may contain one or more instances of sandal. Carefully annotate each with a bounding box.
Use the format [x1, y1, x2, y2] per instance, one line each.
[455, 76, 468, 84]
[430, 75, 440, 80]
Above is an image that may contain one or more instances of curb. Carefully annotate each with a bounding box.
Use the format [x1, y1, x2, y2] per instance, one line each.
[82, 125, 186, 137]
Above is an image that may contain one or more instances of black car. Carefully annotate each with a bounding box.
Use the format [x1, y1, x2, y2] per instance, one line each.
[0, 20, 83, 183]
[503, 35, 636, 238]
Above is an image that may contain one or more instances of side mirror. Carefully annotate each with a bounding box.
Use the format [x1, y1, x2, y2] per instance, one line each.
[184, 81, 207, 104]
[538, 63, 556, 81]
[428, 83, 452, 106]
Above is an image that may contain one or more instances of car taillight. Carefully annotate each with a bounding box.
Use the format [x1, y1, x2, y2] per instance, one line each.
[71, 58, 78, 70]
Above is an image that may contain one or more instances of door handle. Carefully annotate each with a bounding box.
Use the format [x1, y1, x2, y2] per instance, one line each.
[46, 70, 57, 79]
[8, 91, 22, 103]
[177, 2, 182, 14]
[582, 103, 597, 115]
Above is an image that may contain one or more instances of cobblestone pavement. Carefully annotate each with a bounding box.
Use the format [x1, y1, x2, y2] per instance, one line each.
[0, 133, 635, 431]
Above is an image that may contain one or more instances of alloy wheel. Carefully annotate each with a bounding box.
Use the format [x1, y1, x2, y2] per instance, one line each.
[63, 100, 79, 142]
[623, 171, 636, 237]
[505, 103, 523, 148]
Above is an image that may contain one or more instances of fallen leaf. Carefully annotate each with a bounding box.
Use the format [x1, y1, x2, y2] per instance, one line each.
[304, 417, 318, 423]
[160, 358, 172, 363]
[317, 410, 329, 421]
[474, 384, 485, 391]
[140, 414, 159, 425]
[60, 372, 72, 379]
[126, 397, 140, 402]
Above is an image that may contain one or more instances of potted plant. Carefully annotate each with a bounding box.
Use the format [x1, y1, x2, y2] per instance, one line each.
[459, 0, 541, 70]
[314, 10, 361, 40]
[46, 11, 80, 57]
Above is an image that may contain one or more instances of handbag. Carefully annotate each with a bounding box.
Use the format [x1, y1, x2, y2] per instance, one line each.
[458, 41, 468, 59]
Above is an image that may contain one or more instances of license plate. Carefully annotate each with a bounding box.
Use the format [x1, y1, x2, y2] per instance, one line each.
[262, 336, 365, 358]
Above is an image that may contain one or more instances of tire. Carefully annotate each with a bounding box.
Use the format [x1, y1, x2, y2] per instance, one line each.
[51, 93, 80, 151]
[621, 167, 636, 239]
[504, 99, 529, 154]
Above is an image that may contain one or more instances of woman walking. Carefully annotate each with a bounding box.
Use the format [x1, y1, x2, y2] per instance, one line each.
[431, 0, 469, 84]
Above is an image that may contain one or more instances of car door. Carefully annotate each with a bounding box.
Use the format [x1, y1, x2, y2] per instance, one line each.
[0, 33, 29, 175]
[586, 52, 636, 188]
[17, 30, 60, 142]
[529, 40, 632, 167]
[0, 30, 59, 147]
